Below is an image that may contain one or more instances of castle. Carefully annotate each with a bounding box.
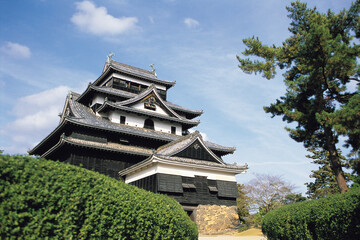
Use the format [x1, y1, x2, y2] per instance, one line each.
[29, 56, 247, 232]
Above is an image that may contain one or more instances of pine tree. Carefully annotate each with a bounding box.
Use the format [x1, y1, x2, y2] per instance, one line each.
[237, 1, 360, 193]
[305, 147, 352, 199]
[236, 184, 250, 223]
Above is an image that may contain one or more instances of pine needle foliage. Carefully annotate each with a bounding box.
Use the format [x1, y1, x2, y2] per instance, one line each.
[305, 147, 353, 199]
[237, 0, 360, 193]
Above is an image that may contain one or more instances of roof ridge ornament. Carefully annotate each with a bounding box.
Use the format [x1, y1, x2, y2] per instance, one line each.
[149, 64, 157, 77]
[107, 51, 115, 63]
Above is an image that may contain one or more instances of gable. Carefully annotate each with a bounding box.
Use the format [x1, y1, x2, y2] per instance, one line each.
[122, 89, 181, 119]
[129, 92, 172, 116]
[174, 139, 220, 163]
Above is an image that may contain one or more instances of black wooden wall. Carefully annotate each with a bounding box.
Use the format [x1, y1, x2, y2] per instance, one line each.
[130, 173, 238, 206]
[64, 148, 144, 179]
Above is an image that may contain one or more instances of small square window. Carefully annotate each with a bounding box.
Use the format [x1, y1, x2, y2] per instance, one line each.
[120, 116, 126, 124]
[208, 186, 218, 192]
[171, 126, 176, 134]
[182, 183, 196, 189]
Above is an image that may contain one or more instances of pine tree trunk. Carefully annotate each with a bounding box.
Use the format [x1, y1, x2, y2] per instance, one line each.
[325, 127, 349, 193]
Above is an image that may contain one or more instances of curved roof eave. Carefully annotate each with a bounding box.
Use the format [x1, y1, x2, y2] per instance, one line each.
[97, 101, 200, 127]
[156, 131, 225, 165]
[28, 120, 68, 155]
[41, 135, 153, 159]
[77, 84, 203, 117]
[94, 65, 176, 89]
[119, 155, 247, 176]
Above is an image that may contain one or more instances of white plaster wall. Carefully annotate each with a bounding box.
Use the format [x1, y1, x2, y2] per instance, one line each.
[125, 165, 158, 183]
[132, 102, 168, 116]
[108, 111, 120, 123]
[91, 94, 105, 105]
[157, 163, 236, 181]
[108, 110, 182, 135]
[125, 162, 236, 183]
[125, 112, 147, 128]
[156, 119, 182, 135]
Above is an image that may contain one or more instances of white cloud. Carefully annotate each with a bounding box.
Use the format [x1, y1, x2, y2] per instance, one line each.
[184, 18, 199, 28]
[11, 86, 69, 117]
[149, 16, 154, 24]
[1, 86, 70, 154]
[71, 1, 138, 36]
[0, 42, 31, 59]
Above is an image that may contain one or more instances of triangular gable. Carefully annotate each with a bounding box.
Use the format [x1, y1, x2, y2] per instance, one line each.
[118, 85, 183, 119]
[174, 139, 223, 164]
[156, 131, 225, 165]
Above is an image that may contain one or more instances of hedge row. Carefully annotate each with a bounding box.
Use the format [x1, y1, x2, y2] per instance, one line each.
[262, 189, 360, 240]
[0, 155, 198, 239]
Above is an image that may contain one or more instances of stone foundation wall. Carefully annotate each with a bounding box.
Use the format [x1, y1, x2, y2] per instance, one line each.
[193, 205, 240, 234]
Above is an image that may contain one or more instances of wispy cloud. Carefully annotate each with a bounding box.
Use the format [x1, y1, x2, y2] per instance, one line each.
[0, 49, 95, 154]
[0, 57, 94, 90]
[184, 18, 199, 28]
[1, 86, 70, 153]
[0, 42, 31, 59]
[71, 1, 138, 36]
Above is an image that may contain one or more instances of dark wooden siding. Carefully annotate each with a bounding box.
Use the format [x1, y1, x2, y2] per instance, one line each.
[65, 148, 145, 180]
[175, 139, 220, 163]
[217, 180, 239, 198]
[157, 174, 183, 193]
[129, 174, 157, 192]
[130, 174, 237, 207]
[66, 125, 167, 150]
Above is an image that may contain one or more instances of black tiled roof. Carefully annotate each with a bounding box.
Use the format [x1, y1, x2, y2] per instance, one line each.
[66, 94, 234, 153]
[94, 61, 176, 88]
[110, 61, 159, 80]
[96, 85, 199, 126]
[156, 131, 225, 164]
[76, 84, 203, 117]
[119, 154, 247, 177]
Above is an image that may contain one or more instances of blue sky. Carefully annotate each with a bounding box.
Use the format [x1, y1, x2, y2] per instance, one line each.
[0, 0, 354, 195]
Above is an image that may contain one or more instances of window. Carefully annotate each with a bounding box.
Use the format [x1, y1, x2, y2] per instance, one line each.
[144, 118, 154, 130]
[171, 126, 176, 134]
[208, 186, 218, 193]
[112, 79, 128, 89]
[182, 183, 196, 189]
[120, 116, 126, 124]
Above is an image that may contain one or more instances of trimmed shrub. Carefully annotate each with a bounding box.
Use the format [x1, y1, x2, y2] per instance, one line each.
[0, 155, 198, 239]
[262, 189, 360, 240]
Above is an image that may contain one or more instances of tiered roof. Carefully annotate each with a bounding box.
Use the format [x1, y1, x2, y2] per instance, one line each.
[156, 131, 225, 164]
[119, 131, 247, 178]
[77, 84, 203, 119]
[96, 85, 200, 127]
[29, 92, 235, 157]
[41, 134, 153, 159]
[30, 59, 241, 176]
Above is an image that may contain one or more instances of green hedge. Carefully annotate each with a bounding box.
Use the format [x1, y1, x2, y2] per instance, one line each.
[0, 155, 198, 239]
[262, 189, 360, 240]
